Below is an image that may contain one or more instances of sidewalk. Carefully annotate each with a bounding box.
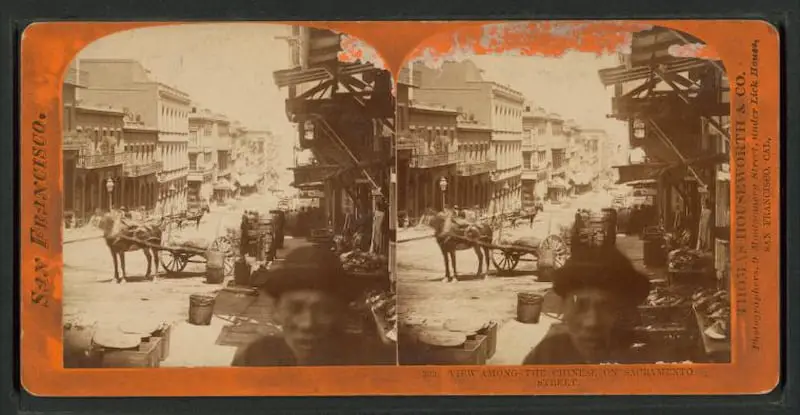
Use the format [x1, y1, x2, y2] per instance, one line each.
[63, 226, 104, 244]
[397, 226, 435, 243]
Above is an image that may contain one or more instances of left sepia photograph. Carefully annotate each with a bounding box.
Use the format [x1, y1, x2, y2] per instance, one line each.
[61, 23, 397, 368]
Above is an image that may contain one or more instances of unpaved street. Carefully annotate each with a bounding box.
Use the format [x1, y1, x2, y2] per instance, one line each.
[63, 192, 279, 329]
[396, 190, 614, 327]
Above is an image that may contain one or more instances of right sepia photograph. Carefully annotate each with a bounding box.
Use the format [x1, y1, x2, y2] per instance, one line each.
[395, 25, 732, 366]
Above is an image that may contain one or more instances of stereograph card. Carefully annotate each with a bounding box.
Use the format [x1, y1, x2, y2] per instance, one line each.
[18, 20, 780, 396]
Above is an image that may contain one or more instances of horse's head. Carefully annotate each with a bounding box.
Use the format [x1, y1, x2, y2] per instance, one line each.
[96, 212, 119, 236]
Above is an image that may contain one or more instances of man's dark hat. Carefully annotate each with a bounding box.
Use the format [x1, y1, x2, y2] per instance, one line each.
[551, 246, 650, 305]
[262, 244, 352, 302]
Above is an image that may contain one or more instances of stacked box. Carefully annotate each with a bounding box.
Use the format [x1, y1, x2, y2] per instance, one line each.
[424, 335, 489, 365]
[101, 337, 162, 368]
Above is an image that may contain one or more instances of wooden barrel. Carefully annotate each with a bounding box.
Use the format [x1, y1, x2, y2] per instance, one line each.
[205, 250, 225, 284]
[517, 292, 544, 324]
[234, 259, 251, 286]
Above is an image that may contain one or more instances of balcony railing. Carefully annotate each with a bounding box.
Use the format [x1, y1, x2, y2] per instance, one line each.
[456, 160, 497, 176]
[396, 137, 425, 151]
[63, 132, 92, 151]
[409, 152, 459, 169]
[76, 151, 126, 169]
[124, 160, 163, 177]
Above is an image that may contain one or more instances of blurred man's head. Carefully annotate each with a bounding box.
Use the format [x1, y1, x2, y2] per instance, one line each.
[552, 247, 650, 362]
[263, 247, 350, 361]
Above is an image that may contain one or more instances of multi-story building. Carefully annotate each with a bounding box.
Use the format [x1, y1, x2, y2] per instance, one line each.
[454, 118, 494, 212]
[545, 113, 569, 201]
[62, 61, 128, 224]
[121, 114, 160, 212]
[79, 58, 191, 216]
[521, 105, 550, 208]
[188, 108, 224, 204]
[213, 116, 234, 202]
[412, 60, 524, 215]
[578, 127, 606, 190]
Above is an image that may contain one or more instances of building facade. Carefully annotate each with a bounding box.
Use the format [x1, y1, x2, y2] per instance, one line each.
[188, 109, 224, 204]
[454, 120, 494, 212]
[121, 116, 160, 212]
[213, 117, 234, 202]
[62, 66, 129, 224]
[79, 59, 191, 216]
[412, 60, 523, 215]
[521, 105, 550, 208]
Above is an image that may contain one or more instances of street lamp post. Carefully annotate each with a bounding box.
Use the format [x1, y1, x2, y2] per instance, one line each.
[439, 176, 448, 211]
[502, 182, 510, 213]
[105, 178, 115, 211]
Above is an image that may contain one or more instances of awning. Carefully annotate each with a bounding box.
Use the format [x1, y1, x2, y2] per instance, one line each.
[235, 173, 259, 187]
[570, 172, 593, 186]
[548, 177, 570, 190]
[615, 163, 667, 184]
[213, 179, 235, 191]
[291, 181, 325, 190]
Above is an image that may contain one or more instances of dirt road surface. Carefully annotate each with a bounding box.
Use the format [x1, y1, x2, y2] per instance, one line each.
[396, 190, 614, 328]
[63, 192, 279, 330]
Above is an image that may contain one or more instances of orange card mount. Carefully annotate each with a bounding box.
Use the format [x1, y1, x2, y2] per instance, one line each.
[19, 20, 780, 396]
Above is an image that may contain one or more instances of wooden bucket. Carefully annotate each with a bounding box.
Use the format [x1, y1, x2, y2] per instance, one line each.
[517, 292, 544, 324]
[188, 293, 215, 325]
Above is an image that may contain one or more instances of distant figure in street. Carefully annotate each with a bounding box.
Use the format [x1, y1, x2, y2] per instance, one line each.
[522, 247, 650, 365]
[231, 246, 395, 366]
[696, 198, 713, 251]
[240, 212, 251, 257]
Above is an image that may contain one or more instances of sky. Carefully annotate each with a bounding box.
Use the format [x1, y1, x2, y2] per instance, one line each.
[469, 52, 629, 142]
[77, 23, 296, 138]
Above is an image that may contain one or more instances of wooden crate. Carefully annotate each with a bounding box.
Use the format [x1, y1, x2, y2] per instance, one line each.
[152, 325, 172, 361]
[424, 335, 488, 365]
[477, 322, 498, 360]
[101, 337, 162, 368]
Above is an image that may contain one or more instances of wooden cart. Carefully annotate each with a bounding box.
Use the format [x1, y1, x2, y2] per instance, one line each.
[489, 234, 569, 274]
[158, 236, 235, 276]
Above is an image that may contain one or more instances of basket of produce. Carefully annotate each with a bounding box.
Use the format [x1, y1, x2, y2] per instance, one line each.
[340, 251, 387, 274]
[668, 249, 713, 272]
[692, 288, 731, 342]
[639, 287, 694, 326]
[364, 291, 397, 343]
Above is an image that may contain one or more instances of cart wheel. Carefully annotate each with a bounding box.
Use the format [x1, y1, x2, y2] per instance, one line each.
[491, 249, 520, 273]
[539, 234, 569, 270]
[160, 251, 188, 274]
[211, 236, 233, 254]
